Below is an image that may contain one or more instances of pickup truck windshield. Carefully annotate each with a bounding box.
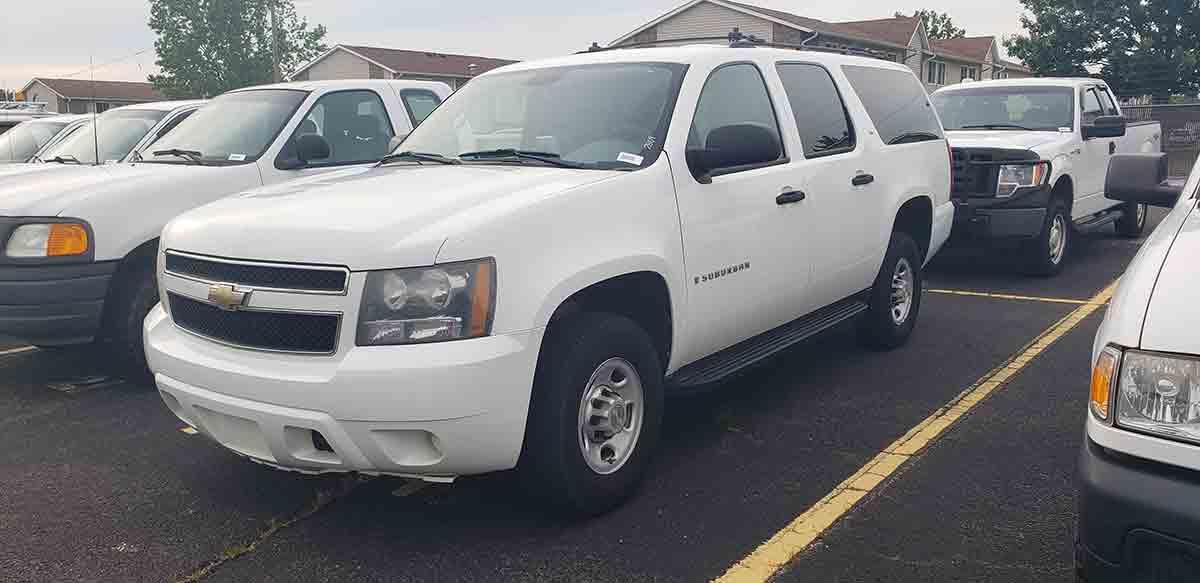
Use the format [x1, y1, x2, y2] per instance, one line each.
[399, 62, 687, 169]
[40, 109, 167, 164]
[932, 86, 1074, 132]
[144, 89, 307, 165]
[0, 119, 68, 162]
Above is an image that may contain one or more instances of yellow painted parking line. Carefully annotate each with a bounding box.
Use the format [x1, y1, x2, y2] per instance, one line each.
[179, 427, 198, 435]
[713, 280, 1119, 583]
[927, 288, 1096, 305]
[0, 346, 37, 357]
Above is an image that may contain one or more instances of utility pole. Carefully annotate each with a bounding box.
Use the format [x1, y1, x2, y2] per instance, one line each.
[270, 0, 281, 83]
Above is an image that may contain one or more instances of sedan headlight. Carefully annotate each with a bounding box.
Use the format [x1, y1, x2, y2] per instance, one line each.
[5, 222, 90, 258]
[356, 259, 495, 346]
[1110, 349, 1200, 444]
[996, 162, 1048, 197]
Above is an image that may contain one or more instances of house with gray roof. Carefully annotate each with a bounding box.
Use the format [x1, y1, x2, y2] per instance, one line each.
[290, 44, 518, 89]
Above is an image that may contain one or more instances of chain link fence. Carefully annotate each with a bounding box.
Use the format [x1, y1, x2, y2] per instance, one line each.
[1122, 104, 1200, 176]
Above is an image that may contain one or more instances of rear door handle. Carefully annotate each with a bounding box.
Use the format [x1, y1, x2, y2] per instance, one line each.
[852, 174, 875, 186]
[1109, 142, 1117, 155]
[776, 190, 806, 205]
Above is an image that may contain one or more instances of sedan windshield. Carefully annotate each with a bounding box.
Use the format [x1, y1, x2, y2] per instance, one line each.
[932, 86, 1074, 131]
[144, 89, 307, 165]
[41, 109, 167, 164]
[398, 62, 688, 169]
[0, 119, 69, 162]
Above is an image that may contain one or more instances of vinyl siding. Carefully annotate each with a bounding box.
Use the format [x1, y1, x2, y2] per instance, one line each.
[657, 2, 772, 42]
[303, 48, 372, 80]
[25, 81, 61, 113]
[905, 29, 924, 79]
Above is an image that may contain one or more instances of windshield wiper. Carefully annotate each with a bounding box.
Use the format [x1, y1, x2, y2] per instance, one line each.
[44, 154, 81, 165]
[152, 148, 205, 163]
[378, 150, 460, 166]
[959, 123, 1034, 131]
[457, 148, 590, 169]
[886, 132, 942, 145]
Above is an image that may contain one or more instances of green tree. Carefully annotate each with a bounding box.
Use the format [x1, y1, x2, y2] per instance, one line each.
[896, 9, 966, 40]
[148, 0, 327, 98]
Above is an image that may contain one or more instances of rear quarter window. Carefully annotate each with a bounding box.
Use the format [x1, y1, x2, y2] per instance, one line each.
[842, 65, 944, 146]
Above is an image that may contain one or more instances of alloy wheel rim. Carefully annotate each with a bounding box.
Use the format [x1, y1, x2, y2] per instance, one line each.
[1048, 214, 1067, 265]
[890, 257, 914, 325]
[577, 358, 645, 475]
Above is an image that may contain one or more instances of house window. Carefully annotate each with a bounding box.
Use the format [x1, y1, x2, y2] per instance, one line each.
[926, 61, 945, 85]
[94, 102, 110, 113]
[960, 66, 977, 82]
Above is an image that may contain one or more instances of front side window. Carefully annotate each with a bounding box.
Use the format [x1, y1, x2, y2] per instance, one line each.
[1081, 88, 1104, 124]
[776, 63, 854, 158]
[399, 89, 441, 126]
[932, 86, 1074, 131]
[144, 89, 307, 165]
[398, 62, 687, 170]
[1096, 88, 1118, 116]
[280, 90, 394, 167]
[0, 120, 68, 162]
[41, 108, 168, 164]
[686, 62, 785, 176]
[843, 65, 944, 145]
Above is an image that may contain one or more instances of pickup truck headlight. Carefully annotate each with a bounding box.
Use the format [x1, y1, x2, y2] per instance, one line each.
[1108, 348, 1200, 444]
[996, 162, 1048, 197]
[356, 259, 495, 346]
[5, 223, 90, 258]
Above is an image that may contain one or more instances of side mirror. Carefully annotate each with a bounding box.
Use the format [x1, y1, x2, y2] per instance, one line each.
[686, 123, 782, 183]
[296, 134, 331, 164]
[388, 133, 408, 153]
[1105, 153, 1184, 208]
[1083, 115, 1127, 139]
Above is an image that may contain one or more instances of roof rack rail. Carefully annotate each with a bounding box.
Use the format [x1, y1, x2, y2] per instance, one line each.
[582, 28, 903, 62]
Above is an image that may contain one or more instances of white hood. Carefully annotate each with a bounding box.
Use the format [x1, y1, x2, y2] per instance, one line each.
[0, 163, 236, 217]
[163, 164, 622, 270]
[1140, 203, 1200, 354]
[944, 130, 1072, 154]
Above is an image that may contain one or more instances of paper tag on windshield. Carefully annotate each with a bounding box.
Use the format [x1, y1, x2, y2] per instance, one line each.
[1058, 127, 1072, 133]
[617, 152, 644, 165]
[228, 153, 247, 161]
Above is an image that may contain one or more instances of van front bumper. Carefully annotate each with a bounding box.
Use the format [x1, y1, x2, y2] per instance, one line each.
[145, 305, 545, 478]
[0, 261, 115, 345]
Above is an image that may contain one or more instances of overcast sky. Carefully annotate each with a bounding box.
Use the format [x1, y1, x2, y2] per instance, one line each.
[0, 0, 1029, 89]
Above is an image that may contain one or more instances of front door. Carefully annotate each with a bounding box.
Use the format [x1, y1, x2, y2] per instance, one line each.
[671, 61, 810, 364]
[1078, 86, 1115, 216]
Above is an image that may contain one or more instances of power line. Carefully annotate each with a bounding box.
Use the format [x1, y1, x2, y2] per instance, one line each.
[56, 48, 153, 79]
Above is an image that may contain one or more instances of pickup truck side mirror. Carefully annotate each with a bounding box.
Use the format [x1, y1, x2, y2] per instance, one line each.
[1083, 115, 1127, 139]
[686, 123, 782, 183]
[279, 134, 332, 170]
[1105, 153, 1184, 207]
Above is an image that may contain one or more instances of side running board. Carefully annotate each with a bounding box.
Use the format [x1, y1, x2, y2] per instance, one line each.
[1074, 209, 1121, 232]
[667, 294, 868, 390]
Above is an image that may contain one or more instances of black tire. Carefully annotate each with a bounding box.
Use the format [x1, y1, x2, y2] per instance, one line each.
[1022, 199, 1071, 277]
[858, 232, 923, 350]
[99, 266, 158, 379]
[1114, 201, 1147, 238]
[519, 312, 664, 517]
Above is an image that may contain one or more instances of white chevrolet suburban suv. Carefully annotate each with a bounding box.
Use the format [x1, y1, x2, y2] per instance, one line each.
[146, 43, 953, 514]
[0, 80, 448, 372]
[931, 79, 1162, 275]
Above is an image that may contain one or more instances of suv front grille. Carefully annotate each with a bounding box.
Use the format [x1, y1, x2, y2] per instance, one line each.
[168, 293, 340, 354]
[165, 252, 348, 293]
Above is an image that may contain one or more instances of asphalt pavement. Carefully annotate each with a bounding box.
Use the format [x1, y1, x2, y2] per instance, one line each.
[0, 210, 1164, 583]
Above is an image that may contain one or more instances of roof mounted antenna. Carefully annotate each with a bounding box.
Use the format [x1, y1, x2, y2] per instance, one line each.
[727, 27, 764, 47]
[587, 42, 604, 52]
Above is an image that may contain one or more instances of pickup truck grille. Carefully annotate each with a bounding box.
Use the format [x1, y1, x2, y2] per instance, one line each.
[950, 149, 999, 197]
[165, 252, 348, 294]
[168, 293, 340, 354]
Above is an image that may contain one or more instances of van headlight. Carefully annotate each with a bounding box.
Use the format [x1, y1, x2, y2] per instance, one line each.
[356, 258, 495, 346]
[996, 162, 1048, 197]
[1112, 349, 1200, 444]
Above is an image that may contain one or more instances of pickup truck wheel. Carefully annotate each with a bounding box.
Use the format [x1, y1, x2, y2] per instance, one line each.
[1114, 202, 1147, 237]
[519, 312, 663, 516]
[100, 267, 158, 380]
[1022, 200, 1071, 276]
[858, 232, 922, 350]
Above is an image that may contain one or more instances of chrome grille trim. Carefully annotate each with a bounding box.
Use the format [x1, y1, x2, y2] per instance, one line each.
[164, 250, 350, 295]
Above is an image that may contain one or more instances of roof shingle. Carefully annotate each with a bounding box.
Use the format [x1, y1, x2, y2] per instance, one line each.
[30, 78, 162, 101]
[930, 36, 996, 61]
[339, 45, 517, 78]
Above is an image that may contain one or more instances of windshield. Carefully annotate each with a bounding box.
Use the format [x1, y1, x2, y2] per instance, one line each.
[144, 89, 307, 165]
[41, 109, 167, 164]
[399, 62, 687, 169]
[0, 120, 69, 162]
[931, 86, 1075, 131]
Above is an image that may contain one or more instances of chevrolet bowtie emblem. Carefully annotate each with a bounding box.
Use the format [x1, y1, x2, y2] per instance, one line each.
[207, 284, 251, 311]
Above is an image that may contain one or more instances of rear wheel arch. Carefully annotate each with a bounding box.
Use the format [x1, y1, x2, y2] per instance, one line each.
[892, 196, 932, 262]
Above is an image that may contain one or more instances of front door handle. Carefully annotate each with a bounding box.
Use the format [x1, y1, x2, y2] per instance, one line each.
[852, 174, 875, 186]
[776, 190, 806, 205]
[1109, 142, 1117, 155]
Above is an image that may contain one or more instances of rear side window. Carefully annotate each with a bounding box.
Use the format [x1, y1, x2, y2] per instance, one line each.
[399, 89, 442, 126]
[776, 63, 854, 157]
[842, 65, 943, 145]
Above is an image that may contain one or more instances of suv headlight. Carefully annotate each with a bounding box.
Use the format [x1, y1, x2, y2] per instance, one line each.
[356, 258, 495, 346]
[5, 222, 90, 258]
[996, 162, 1048, 197]
[1102, 348, 1200, 444]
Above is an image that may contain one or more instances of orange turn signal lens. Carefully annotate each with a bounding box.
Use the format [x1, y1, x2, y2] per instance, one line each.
[46, 223, 89, 257]
[468, 259, 495, 337]
[1091, 347, 1121, 420]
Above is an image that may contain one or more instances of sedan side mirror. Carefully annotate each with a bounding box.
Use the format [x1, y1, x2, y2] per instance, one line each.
[1083, 115, 1127, 139]
[686, 123, 782, 183]
[1105, 153, 1184, 207]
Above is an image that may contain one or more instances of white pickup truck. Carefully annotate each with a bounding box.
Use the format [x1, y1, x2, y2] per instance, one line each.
[0, 79, 449, 371]
[146, 43, 953, 514]
[931, 79, 1162, 275]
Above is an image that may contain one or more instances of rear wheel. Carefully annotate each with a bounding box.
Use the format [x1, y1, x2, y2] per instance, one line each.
[1114, 201, 1147, 237]
[858, 232, 923, 350]
[519, 312, 663, 516]
[1022, 199, 1070, 276]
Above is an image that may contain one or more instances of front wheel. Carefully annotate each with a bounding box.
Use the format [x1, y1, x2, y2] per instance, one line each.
[1114, 201, 1147, 238]
[858, 232, 923, 350]
[99, 267, 158, 379]
[519, 312, 663, 516]
[1022, 200, 1071, 277]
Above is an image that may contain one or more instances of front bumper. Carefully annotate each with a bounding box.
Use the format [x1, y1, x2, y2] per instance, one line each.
[1077, 435, 1200, 582]
[952, 184, 1052, 240]
[0, 261, 116, 345]
[145, 305, 545, 478]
